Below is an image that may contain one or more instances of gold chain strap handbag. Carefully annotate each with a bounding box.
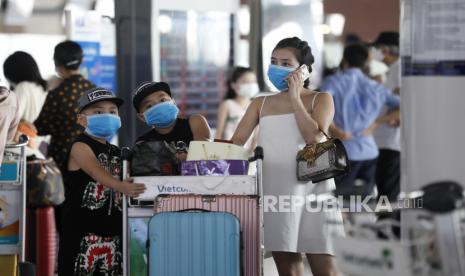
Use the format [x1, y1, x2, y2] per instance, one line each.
[296, 128, 350, 183]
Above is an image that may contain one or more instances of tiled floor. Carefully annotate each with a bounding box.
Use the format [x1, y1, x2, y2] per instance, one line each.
[263, 255, 313, 276]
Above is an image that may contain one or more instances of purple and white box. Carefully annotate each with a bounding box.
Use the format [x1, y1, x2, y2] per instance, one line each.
[181, 160, 249, 176]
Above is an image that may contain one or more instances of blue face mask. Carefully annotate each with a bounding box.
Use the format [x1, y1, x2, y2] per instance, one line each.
[85, 114, 121, 140]
[267, 64, 295, 91]
[143, 101, 179, 128]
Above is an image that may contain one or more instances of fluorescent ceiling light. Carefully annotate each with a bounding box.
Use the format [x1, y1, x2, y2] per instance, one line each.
[281, 0, 301, 6]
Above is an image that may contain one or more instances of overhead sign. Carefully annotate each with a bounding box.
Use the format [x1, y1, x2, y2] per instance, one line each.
[402, 0, 465, 76]
[66, 10, 117, 92]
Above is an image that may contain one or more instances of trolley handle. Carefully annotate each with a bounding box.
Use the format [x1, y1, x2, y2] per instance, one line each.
[248, 146, 264, 162]
[121, 147, 131, 162]
[400, 181, 464, 214]
[121, 146, 131, 276]
[334, 180, 464, 215]
[5, 134, 29, 148]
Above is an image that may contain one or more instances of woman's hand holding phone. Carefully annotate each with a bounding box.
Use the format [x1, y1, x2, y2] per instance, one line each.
[287, 65, 309, 99]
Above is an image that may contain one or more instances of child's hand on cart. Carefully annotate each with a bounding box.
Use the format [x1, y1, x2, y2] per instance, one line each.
[118, 178, 146, 197]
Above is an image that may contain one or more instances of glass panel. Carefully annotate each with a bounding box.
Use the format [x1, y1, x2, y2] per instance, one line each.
[261, 0, 324, 90]
[129, 218, 149, 275]
[159, 10, 234, 128]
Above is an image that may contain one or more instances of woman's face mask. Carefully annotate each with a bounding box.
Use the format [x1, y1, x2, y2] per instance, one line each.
[267, 64, 295, 91]
[143, 101, 179, 128]
[85, 114, 121, 140]
[236, 83, 260, 98]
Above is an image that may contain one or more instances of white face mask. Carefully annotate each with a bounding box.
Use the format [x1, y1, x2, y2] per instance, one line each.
[372, 48, 385, 62]
[236, 83, 260, 98]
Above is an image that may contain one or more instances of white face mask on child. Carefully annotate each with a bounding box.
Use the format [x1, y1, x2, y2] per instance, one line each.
[236, 83, 259, 98]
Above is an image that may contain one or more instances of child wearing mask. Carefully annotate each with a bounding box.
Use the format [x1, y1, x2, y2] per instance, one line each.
[58, 88, 145, 276]
[133, 81, 211, 151]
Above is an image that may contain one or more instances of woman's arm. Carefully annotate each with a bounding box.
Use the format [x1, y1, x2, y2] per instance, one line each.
[214, 101, 229, 140]
[189, 114, 211, 141]
[14, 85, 27, 121]
[231, 97, 262, 146]
[330, 122, 352, 140]
[34, 90, 56, 135]
[287, 71, 334, 144]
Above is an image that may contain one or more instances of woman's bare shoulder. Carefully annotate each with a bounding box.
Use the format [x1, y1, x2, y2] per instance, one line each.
[250, 95, 268, 107]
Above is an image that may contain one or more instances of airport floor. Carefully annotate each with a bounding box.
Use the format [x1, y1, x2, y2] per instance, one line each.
[264, 255, 313, 275]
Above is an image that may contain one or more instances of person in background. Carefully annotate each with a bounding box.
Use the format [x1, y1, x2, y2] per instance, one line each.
[321, 43, 400, 198]
[0, 82, 20, 168]
[58, 88, 145, 275]
[3, 51, 48, 123]
[368, 48, 389, 84]
[233, 37, 344, 276]
[34, 41, 95, 233]
[372, 32, 402, 203]
[133, 81, 211, 149]
[34, 40, 95, 173]
[215, 66, 259, 148]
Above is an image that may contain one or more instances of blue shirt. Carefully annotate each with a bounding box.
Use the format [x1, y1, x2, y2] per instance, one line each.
[321, 68, 400, 161]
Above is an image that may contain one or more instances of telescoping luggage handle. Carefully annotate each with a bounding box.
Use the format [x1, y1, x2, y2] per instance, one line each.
[5, 134, 29, 149]
[121, 147, 131, 276]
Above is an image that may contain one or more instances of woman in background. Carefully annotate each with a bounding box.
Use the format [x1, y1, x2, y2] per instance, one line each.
[3, 51, 48, 122]
[215, 67, 259, 148]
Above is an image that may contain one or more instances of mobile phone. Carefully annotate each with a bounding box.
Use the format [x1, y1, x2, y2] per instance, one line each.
[298, 65, 310, 81]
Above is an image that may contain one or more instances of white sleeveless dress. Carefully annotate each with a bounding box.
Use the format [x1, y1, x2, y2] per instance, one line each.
[224, 100, 247, 137]
[224, 99, 254, 150]
[258, 94, 344, 254]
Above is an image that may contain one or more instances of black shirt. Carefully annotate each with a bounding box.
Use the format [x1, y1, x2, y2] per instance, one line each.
[136, 118, 194, 147]
[62, 134, 122, 236]
[35, 75, 95, 173]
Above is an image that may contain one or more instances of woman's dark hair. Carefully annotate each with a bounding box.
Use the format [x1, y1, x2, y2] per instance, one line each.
[273, 37, 315, 88]
[53, 40, 83, 70]
[343, 43, 369, 68]
[224, 66, 254, 100]
[3, 51, 47, 90]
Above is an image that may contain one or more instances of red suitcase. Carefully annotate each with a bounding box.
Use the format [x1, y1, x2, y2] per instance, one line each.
[26, 207, 57, 276]
[154, 194, 261, 276]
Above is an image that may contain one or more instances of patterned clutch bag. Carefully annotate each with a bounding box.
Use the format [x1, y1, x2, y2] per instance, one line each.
[296, 129, 350, 183]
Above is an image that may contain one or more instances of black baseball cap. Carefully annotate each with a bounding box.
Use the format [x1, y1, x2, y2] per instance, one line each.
[78, 87, 124, 113]
[373, 32, 399, 47]
[132, 81, 171, 111]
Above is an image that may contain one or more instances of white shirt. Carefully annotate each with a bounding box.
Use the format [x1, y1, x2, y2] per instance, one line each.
[0, 92, 20, 166]
[14, 81, 47, 122]
[374, 59, 401, 151]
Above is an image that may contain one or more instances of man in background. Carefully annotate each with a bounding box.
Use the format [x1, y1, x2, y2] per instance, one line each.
[321, 43, 400, 198]
[34, 40, 95, 173]
[372, 31, 402, 203]
[34, 40, 95, 232]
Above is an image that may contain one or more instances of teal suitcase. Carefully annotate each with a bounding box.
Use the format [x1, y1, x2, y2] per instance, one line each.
[148, 211, 241, 276]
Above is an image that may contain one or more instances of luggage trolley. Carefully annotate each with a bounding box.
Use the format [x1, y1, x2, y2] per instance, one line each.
[0, 135, 35, 275]
[121, 147, 264, 276]
[331, 181, 465, 276]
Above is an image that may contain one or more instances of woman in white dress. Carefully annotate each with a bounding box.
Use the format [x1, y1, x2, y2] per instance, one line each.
[232, 37, 344, 276]
[215, 67, 259, 150]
